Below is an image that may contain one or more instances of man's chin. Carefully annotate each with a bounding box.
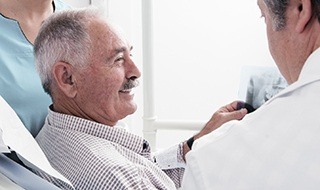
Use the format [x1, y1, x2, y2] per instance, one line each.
[129, 104, 138, 114]
[122, 103, 138, 116]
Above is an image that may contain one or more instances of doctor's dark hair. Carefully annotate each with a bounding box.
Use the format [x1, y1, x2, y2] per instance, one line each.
[34, 8, 101, 96]
[264, 0, 320, 31]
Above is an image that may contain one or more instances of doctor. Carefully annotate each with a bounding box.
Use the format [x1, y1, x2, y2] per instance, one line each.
[182, 0, 320, 189]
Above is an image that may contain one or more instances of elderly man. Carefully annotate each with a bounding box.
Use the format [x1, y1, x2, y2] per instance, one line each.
[34, 8, 247, 189]
[181, 0, 320, 189]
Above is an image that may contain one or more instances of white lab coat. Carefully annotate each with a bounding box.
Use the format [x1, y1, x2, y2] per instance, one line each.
[182, 48, 320, 190]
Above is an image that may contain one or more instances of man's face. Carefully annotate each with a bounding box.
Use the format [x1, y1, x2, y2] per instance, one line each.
[74, 19, 141, 126]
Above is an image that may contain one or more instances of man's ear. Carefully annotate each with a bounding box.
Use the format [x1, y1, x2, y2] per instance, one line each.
[52, 61, 77, 98]
[296, 0, 312, 33]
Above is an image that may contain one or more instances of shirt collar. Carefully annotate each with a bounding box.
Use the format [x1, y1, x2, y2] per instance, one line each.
[47, 107, 149, 154]
[297, 47, 320, 83]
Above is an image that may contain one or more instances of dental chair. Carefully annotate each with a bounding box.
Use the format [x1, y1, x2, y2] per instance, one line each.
[0, 96, 74, 189]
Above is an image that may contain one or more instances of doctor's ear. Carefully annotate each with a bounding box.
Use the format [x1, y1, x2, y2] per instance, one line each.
[52, 61, 77, 98]
[295, 0, 312, 33]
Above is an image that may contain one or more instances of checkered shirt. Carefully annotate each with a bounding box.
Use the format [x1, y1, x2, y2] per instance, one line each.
[36, 108, 185, 190]
[31, 168, 75, 190]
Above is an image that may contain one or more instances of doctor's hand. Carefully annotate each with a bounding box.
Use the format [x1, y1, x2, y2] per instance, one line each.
[196, 100, 248, 139]
[183, 101, 248, 160]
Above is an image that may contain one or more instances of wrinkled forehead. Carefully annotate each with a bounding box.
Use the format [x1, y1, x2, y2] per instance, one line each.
[88, 18, 129, 52]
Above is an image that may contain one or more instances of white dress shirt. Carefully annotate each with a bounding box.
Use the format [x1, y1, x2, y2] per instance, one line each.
[182, 48, 320, 190]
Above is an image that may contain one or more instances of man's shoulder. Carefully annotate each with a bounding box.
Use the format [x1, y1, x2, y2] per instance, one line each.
[37, 125, 132, 165]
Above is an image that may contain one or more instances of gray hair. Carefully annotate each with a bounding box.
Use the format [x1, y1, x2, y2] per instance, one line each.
[264, 0, 320, 31]
[34, 8, 102, 96]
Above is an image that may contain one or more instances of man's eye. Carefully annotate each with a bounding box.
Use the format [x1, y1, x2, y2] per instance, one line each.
[115, 57, 124, 62]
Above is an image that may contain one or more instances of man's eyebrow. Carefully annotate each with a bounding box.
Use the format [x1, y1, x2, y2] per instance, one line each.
[114, 46, 133, 54]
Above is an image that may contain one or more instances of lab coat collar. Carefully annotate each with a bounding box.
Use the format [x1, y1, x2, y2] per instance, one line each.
[264, 47, 320, 106]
